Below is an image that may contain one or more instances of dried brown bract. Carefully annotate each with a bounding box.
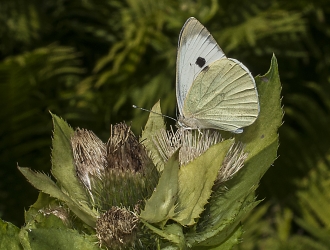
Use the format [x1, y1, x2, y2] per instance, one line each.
[107, 123, 149, 172]
[96, 206, 138, 248]
[71, 128, 107, 190]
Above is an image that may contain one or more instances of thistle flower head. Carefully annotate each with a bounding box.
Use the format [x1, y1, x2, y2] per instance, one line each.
[70, 123, 158, 247]
[218, 142, 247, 183]
[153, 127, 247, 182]
[153, 127, 222, 166]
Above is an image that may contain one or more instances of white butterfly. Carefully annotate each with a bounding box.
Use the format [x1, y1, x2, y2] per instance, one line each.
[176, 17, 260, 133]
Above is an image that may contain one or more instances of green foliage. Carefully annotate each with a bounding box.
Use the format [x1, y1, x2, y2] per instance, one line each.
[138, 56, 281, 249]
[0, 44, 86, 224]
[233, 137, 330, 250]
[5, 56, 281, 249]
[17, 199, 99, 250]
[1, 0, 330, 248]
[15, 112, 160, 248]
[261, 2, 330, 200]
[174, 139, 234, 226]
[295, 153, 330, 247]
[0, 0, 41, 56]
[0, 219, 21, 250]
[17, 114, 106, 228]
[140, 101, 167, 171]
[50, 113, 89, 205]
[235, 204, 329, 250]
[18, 114, 99, 228]
[24, 228, 99, 250]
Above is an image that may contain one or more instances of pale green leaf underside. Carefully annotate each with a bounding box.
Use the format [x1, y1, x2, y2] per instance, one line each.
[140, 101, 167, 171]
[173, 139, 234, 226]
[140, 151, 179, 224]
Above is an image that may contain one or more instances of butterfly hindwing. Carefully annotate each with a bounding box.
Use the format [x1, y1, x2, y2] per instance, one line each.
[182, 58, 259, 132]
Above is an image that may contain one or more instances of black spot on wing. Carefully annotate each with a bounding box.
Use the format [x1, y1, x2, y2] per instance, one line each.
[195, 57, 206, 68]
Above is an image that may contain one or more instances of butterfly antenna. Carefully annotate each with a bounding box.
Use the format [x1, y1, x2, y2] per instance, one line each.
[132, 105, 177, 122]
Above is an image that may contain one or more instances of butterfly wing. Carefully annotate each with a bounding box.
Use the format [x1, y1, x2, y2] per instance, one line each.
[182, 58, 259, 132]
[176, 17, 225, 116]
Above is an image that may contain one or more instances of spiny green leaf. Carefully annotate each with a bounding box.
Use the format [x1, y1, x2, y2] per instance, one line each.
[209, 225, 243, 250]
[187, 55, 282, 247]
[191, 225, 243, 250]
[18, 167, 69, 203]
[190, 195, 260, 247]
[237, 54, 282, 160]
[50, 113, 89, 204]
[163, 224, 185, 249]
[173, 139, 234, 226]
[140, 151, 179, 224]
[18, 167, 97, 227]
[140, 219, 182, 247]
[19, 192, 97, 248]
[140, 101, 167, 171]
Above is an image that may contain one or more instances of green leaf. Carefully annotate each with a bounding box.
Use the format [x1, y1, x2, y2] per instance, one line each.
[25, 212, 68, 231]
[163, 224, 185, 249]
[140, 151, 179, 224]
[192, 196, 260, 248]
[0, 219, 22, 250]
[187, 55, 282, 247]
[18, 167, 98, 227]
[191, 225, 243, 250]
[237, 54, 282, 161]
[24, 192, 59, 224]
[140, 219, 183, 247]
[209, 224, 243, 250]
[50, 113, 89, 204]
[173, 139, 234, 226]
[18, 167, 70, 203]
[231, 203, 271, 249]
[19, 195, 97, 249]
[140, 101, 167, 171]
[26, 228, 99, 250]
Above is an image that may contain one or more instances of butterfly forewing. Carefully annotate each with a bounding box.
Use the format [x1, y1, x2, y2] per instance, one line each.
[176, 17, 225, 115]
[182, 58, 259, 131]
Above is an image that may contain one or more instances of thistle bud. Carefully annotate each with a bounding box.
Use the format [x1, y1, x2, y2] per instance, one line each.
[71, 123, 158, 247]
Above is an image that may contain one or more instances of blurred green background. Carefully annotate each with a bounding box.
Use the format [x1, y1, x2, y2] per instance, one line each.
[1, 0, 330, 248]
